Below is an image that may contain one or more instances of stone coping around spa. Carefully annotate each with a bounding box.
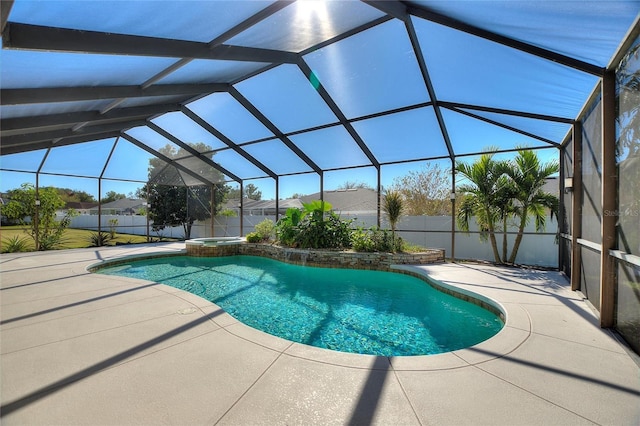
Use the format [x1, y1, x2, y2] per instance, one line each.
[185, 237, 246, 247]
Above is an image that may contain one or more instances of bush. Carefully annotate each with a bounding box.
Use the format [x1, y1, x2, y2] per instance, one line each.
[2, 235, 30, 253]
[39, 231, 71, 251]
[254, 219, 275, 242]
[108, 218, 118, 239]
[275, 208, 303, 247]
[245, 232, 262, 243]
[351, 227, 403, 253]
[219, 209, 237, 217]
[275, 202, 353, 249]
[2, 183, 76, 251]
[274, 200, 415, 252]
[351, 227, 376, 252]
[87, 231, 112, 247]
[401, 241, 427, 253]
[295, 212, 353, 249]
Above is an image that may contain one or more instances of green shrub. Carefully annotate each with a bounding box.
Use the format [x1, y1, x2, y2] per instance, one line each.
[219, 209, 237, 217]
[382, 189, 404, 233]
[2, 184, 77, 251]
[39, 232, 71, 250]
[401, 241, 427, 253]
[351, 227, 376, 252]
[2, 235, 30, 253]
[245, 232, 262, 243]
[108, 218, 118, 239]
[275, 202, 353, 249]
[276, 208, 303, 247]
[351, 227, 403, 253]
[87, 231, 112, 247]
[295, 212, 352, 249]
[254, 219, 275, 242]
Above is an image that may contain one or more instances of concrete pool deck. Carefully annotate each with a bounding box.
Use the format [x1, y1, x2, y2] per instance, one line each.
[1, 243, 639, 425]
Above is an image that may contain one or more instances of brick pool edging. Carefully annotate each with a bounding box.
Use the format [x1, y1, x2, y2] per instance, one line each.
[186, 241, 445, 270]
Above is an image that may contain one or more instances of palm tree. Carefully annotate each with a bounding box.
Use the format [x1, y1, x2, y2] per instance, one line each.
[495, 174, 518, 262]
[505, 149, 559, 264]
[382, 189, 404, 246]
[455, 152, 511, 264]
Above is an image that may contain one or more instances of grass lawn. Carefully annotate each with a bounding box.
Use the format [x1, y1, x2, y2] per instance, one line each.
[1, 226, 178, 252]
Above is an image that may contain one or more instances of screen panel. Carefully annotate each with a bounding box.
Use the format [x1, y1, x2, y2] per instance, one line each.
[227, 1, 385, 53]
[580, 97, 602, 244]
[235, 64, 338, 134]
[352, 107, 448, 162]
[304, 19, 430, 119]
[186, 93, 274, 143]
[288, 125, 371, 170]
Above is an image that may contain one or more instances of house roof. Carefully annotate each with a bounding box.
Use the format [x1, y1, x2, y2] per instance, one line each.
[65, 201, 99, 210]
[223, 188, 378, 214]
[97, 198, 146, 210]
[224, 197, 304, 212]
[301, 188, 379, 214]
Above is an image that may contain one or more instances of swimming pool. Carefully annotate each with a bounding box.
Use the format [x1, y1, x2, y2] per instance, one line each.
[96, 255, 503, 356]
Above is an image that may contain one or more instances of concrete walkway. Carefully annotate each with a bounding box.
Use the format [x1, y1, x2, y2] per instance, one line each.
[1, 243, 639, 425]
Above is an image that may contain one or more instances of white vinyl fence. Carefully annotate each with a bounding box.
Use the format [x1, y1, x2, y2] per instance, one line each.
[69, 213, 558, 267]
[210, 213, 559, 268]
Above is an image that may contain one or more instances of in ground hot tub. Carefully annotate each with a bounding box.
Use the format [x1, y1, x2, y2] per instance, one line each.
[185, 236, 245, 256]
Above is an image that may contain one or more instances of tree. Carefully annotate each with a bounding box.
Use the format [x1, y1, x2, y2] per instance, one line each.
[244, 183, 262, 201]
[455, 152, 510, 264]
[227, 183, 262, 201]
[494, 175, 518, 263]
[101, 191, 127, 204]
[56, 188, 96, 203]
[456, 149, 559, 265]
[141, 143, 228, 240]
[505, 150, 559, 264]
[1, 183, 76, 250]
[382, 189, 404, 234]
[389, 163, 451, 215]
[338, 181, 372, 190]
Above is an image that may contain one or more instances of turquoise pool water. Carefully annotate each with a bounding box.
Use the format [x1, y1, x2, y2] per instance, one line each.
[97, 255, 503, 356]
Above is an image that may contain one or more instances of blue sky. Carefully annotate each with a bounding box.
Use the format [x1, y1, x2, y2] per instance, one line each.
[2, 0, 615, 201]
[0, 144, 561, 201]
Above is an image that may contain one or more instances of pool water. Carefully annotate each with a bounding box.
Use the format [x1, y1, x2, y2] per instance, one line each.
[97, 255, 503, 356]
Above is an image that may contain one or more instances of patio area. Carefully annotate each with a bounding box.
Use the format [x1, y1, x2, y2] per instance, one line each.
[1, 243, 639, 425]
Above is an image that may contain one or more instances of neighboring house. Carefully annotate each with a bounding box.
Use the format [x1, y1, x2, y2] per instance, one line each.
[3, 195, 99, 221]
[64, 202, 99, 215]
[223, 198, 304, 216]
[90, 199, 146, 215]
[301, 188, 379, 216]
[223, 188, 380, 218]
